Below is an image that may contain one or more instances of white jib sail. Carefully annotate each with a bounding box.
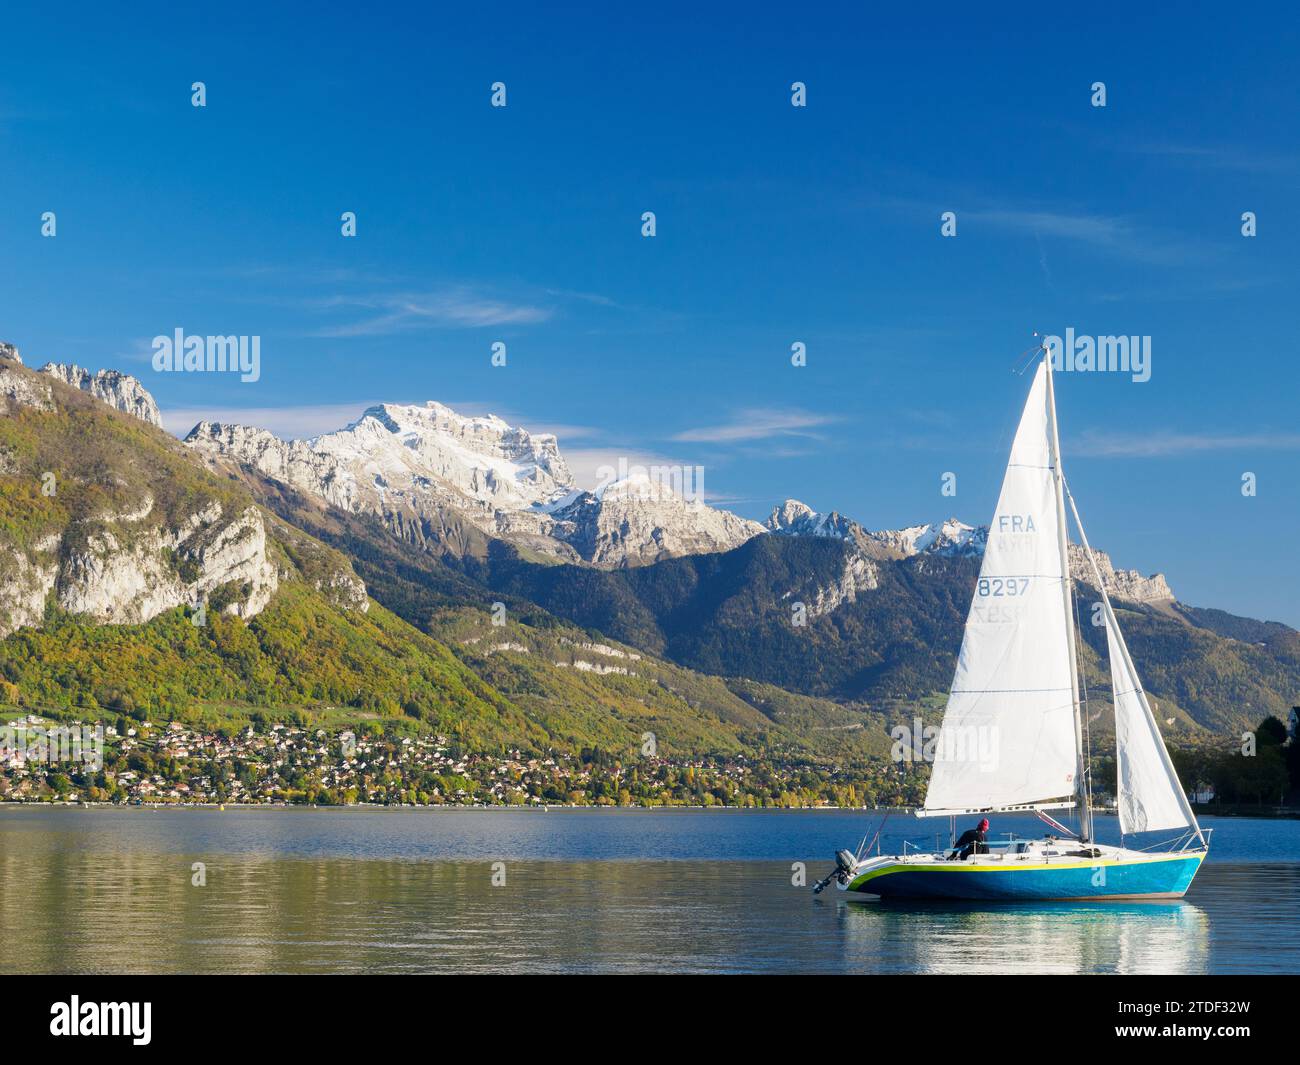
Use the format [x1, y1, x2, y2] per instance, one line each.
[924, 362, 1080, 812]
[1104, 610, 1192, 834]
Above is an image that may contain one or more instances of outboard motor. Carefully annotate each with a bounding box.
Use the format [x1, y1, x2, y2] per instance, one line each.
[813, 849, 859, 894]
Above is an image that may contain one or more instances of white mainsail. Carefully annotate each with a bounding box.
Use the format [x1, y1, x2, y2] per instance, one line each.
[1104, 613, 1192, 834]
[924, 362, 1080, 812]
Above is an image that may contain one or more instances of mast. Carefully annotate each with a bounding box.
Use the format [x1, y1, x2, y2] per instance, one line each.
[1043, 349, 1092, 842]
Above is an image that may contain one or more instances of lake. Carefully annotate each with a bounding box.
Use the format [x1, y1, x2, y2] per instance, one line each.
[1, 807, 1296, 974]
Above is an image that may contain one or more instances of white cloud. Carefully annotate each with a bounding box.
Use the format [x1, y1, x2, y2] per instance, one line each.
[1113, 140, 1300, 175]
[671, 407, 839, 444]
[1073, 429, 1300, 458]
[962, 206, 1203, 265]
[311, 286, 553, 337]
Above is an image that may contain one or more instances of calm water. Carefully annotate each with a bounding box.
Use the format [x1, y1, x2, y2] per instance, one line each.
[1, 807, 1296, 974]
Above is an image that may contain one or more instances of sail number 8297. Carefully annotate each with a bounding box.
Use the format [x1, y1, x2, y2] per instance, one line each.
[977, 577, 1031, 597]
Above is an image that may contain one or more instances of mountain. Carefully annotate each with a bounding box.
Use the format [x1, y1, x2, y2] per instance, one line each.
[0, 351, 889, 768]
[0, 343, 162, 427]
[187, 403, 764, 568]
[766, 499, 986, 561]
[178, 388, 1288, 737]
[1065, 543, 1174, 604]
[454, 529, 1298, 737]
[184, 401, 1166, 602]
[189, 458, 897, 761]
[767, 498, 1172, 603]
[868, 518, 988, 559]
[37, 362, 163, 428]
[764, 499, 860, 540]
[0, 355, 366, 638]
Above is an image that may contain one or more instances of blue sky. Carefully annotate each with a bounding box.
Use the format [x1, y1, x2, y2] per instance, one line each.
[2, 2, 1297, 624]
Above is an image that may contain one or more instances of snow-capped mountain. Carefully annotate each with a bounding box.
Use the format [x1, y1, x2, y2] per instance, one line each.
[870, 518, 988, 558]
[2, 332, 1177, 597]
[186, 402, 765, 568]
[764, 499, 861, 540]
[765, 500, 985, 559]
[547, 473, 767, 567]
[766, 499, 1173, 603]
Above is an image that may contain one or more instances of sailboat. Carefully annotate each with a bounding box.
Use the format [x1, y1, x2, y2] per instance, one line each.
[822, 343, 1208, 901]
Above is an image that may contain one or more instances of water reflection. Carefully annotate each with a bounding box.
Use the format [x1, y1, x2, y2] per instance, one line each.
[834, 896, 1209, 974]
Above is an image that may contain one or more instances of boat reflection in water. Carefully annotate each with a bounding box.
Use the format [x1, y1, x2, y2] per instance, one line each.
[834, 895, 1209, 974]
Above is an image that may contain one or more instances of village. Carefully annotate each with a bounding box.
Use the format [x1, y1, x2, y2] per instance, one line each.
[0, 714, 914, 809]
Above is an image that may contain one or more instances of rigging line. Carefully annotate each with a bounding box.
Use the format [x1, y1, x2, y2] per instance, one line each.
[1059, 470, 1093, 842]
[1013, 338, 1047, 375]
[857, 810, 891, 862]
[853, 823, 872, 863]
[969, 571, 1069, 577]
[981, 338, 1043, 511]
[1133, 830, 1194, 853]
[1073, 588, 1097, 844]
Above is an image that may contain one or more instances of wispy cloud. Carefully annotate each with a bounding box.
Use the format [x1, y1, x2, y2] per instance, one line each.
[963, 206, 1200, 265]
[671, 407, 840, 444]
[1073, 428, 1300, 458]
[1113, 139, 1300, 176]
[1091, 276, 1274, 304]
[311, 286, 553, 337]
[543, 287, 619, 308]
[863, 189, 1205, 267]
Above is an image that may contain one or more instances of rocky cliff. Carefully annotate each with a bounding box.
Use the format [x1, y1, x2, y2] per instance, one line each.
[0, 359, 365, 638]
[38, 361, 164, 427]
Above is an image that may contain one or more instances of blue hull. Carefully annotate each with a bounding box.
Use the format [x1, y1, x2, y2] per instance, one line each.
[847, 853, 1204, 901]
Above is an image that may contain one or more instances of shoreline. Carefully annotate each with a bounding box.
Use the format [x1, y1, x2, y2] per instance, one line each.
[0, 800, 899, 812]
[5, 799, 1297, 819]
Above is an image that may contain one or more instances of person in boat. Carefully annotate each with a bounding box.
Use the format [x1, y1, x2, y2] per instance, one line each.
[948, 818, 990, 860]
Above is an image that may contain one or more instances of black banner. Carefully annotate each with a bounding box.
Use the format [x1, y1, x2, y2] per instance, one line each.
[1, 973, 1285, 1050]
